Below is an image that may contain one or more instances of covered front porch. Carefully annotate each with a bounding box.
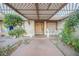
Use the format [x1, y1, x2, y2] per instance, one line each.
[0, 3, 79, 56]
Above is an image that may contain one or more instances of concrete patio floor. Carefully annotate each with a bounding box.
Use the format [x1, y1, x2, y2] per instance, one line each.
[11, 37, 63, 56]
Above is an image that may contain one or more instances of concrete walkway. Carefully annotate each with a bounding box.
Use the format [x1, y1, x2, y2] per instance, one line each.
[11, 37, 63, 56]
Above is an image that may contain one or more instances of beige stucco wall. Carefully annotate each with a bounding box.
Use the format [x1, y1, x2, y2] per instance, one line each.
[0, 13, 4, 33]
[44, 21, 57, 36]
[47, 22, 56, 35]
[24, 20, 35, 37]
[57, 20, 65, 34]
[0, 22, 2, 33]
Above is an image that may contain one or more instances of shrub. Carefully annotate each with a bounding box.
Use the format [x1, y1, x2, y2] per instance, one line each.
[3, 14, 26, 38]
[3, 14, 24, 27]
[61, 10, 79, 52]
[8, 28, 26, 38]
[0, 41, 22, 56]
[0, 45, 15, 56]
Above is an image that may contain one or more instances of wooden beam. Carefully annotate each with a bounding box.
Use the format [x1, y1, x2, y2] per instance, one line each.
[16, 9, 74, 11]
[17, 9, 57, 11]
[48, 3, 67, 20]
[1, 8, 74, 11]
[23, 14, 52, 15]
[29, 19, 61, 21]
[29, 18, 69, 21]
[34, 20, 58, 22]
[59, 16, 69, 21]
[4, 3, 28, 19]
[35, 3, 39, 20]
[47, 3, 51, 10]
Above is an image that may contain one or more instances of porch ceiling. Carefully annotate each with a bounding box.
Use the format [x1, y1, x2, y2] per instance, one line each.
[4, 3, 68, 21]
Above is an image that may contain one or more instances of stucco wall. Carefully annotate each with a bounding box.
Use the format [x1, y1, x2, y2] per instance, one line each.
[44, 21, 57, 36]
[57, 20, 65, 34]
[24, 20, 35, 37]
[0, 22, 2, 32]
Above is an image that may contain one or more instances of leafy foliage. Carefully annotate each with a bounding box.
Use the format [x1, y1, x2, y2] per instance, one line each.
[0, 45, 17, 56]
[0, 40, 22, 56]
[61, 10, 79, 52]
[3, 14, 24, 27]
[3, 14, 26, 38]
[8, 27, 26, 38]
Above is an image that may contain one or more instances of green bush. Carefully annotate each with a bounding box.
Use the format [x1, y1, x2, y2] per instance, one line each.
[0, 45, 15, 56]
[61, 10, 79, 52]
[3, 14, 24, 27]
[0, 41, 22, 56]
[3, 13, 26, 38]
[8, 28, 26, 38]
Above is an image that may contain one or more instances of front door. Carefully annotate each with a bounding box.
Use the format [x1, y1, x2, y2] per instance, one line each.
[35, 22, 44, 35]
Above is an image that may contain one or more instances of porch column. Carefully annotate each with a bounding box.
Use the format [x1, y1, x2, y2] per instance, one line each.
[56, 21, 58, 30]
[44, 21, 47, 36]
